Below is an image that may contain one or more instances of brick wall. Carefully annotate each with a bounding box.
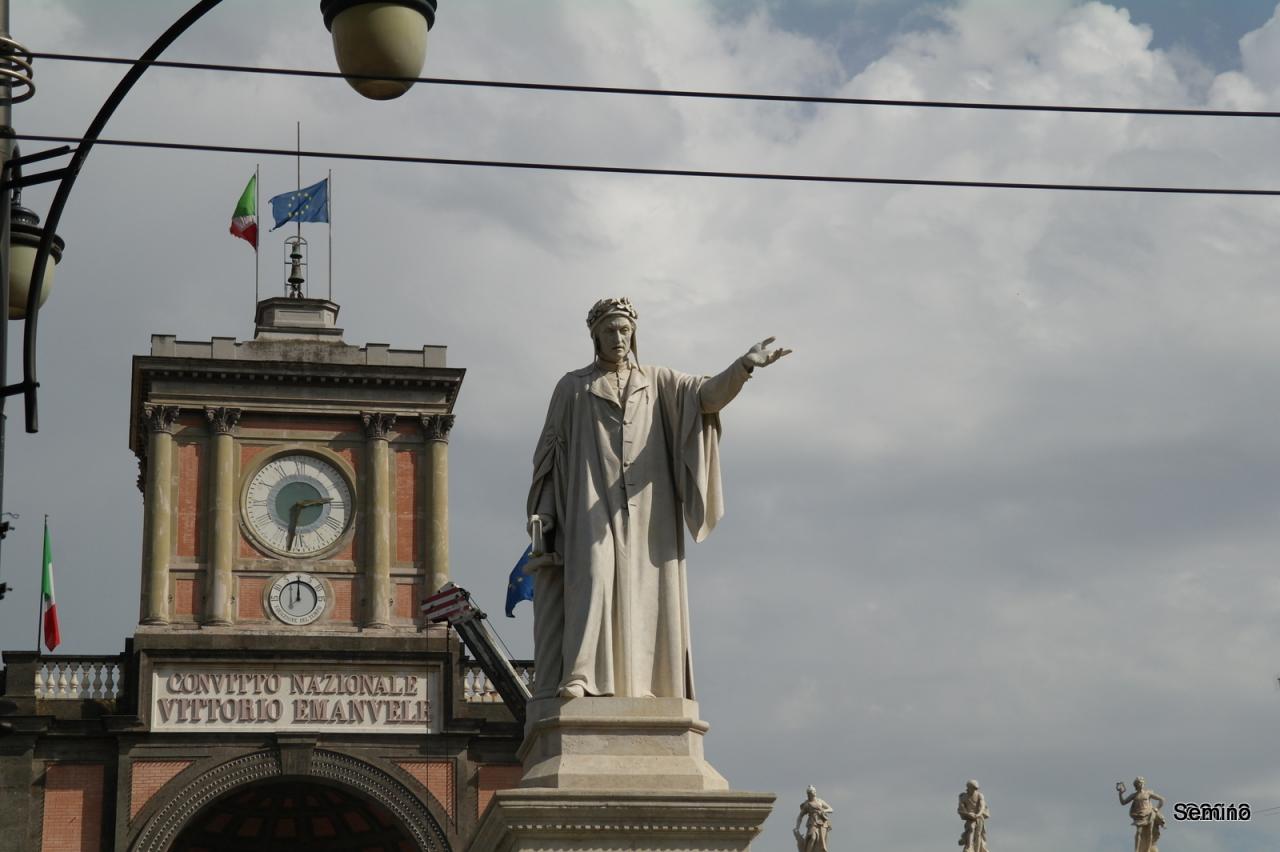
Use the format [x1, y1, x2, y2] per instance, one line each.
[129, 760, 192, 820]
[476, 764, 523, 820]
[394, 581, 420, 622]
[173, 576, 203, 619]
[175, 441, 205, 559]
[237, 577, 267, 620]
[398, 760, 455, 820]
[40, 763, 104, 852]
[328, 577, 355, 623]
[394, 448, 422, 565]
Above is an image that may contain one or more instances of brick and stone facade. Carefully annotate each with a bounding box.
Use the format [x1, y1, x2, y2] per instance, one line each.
[0, 299, 525, 851]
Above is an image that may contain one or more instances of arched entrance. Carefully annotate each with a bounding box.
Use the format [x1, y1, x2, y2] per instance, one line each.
[169, 779, 415, 851]
[130, 750, 450, 852]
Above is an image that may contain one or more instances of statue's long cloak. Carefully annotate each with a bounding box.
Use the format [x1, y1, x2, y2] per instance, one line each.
[527, 361, 746, 698]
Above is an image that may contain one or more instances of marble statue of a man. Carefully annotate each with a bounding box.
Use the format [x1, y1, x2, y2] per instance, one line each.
[526, 297, 790, 699]
[957, 780, 989, 852]
[1117, 778, 1166, 852]
[794, 785, 834, 852]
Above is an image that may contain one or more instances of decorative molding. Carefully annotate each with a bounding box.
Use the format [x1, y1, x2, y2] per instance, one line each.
[506, 822, 761, 833]
[131, 751, 282, 852]
[361, 411, 397, 440]
[140, 404, 180, 436]
[131, 749, 449, 852]
[135, 453, 146, 493]
[204, 406, 241, 435]
[136, 364, 464, 407]
[312, 751, 450, 852]
[421, 414, 455, 443]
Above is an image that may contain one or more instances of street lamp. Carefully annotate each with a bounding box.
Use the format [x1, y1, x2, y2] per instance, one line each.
[322, 0, 438, 100]
[7, 191, 61, 319]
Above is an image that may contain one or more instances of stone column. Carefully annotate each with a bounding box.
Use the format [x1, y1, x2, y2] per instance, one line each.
[421, 414, 454, 596]
[362, 412, 396, 628]
[140, 404, 179, 625]
[203, 407, 240, 625]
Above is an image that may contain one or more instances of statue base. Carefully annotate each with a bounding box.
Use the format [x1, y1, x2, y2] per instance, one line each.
[465, 698, 774, 852]
[468, 789, 775, 852]
[519, 696, 730, 791]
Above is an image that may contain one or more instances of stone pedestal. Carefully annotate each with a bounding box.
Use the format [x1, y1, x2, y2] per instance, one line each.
[520, 697, 729, 792]
[467, 698, 773, 852]
[470, 789, 775, 852]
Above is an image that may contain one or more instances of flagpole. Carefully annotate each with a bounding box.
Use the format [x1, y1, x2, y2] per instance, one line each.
[328, 168, 333, 301]
[253, 163, 260, 306]
[296, 121, 303, 296]
[34, 513, 45, 656]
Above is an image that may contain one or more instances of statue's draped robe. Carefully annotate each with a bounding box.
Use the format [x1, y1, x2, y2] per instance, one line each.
[527, 360, 750, 698]
[1129, 797, 1164, 852]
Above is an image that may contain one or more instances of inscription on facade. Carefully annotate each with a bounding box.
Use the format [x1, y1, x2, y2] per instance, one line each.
[150, 664, 439, 733]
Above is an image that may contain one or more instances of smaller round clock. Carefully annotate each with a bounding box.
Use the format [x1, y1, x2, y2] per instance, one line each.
[268, 572, 327, 626]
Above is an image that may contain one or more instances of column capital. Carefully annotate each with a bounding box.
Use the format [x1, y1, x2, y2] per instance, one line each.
[205, 406, 242, 436]
[361, 412, 397, 440]
[141, 404, 180, 436]
[421, 413, 455, 443]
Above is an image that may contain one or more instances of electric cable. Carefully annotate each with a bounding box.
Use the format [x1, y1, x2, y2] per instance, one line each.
[28, 50, 1280, 119]
[16, 132, 1280, 196]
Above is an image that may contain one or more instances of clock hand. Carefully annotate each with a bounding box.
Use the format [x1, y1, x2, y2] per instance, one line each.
[287, 502, 303, 551]
[286, 498, 331, 551]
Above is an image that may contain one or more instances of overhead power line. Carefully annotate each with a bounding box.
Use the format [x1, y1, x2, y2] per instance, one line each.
[29, 50, 1280, 119]
[16, 132, 1280, 196]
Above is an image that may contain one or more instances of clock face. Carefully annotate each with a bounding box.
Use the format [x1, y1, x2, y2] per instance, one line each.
[243, 452, 353, 558]
[268, 572, 327, 625]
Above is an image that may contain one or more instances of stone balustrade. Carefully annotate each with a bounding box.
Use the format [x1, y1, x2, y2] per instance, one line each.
[462, 660, 533, 703]
[4, 652, 531, 705]
[34, 656, 125, 700]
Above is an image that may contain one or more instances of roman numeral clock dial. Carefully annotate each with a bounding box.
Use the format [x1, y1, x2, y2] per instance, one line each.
[243, 453, 354, 559]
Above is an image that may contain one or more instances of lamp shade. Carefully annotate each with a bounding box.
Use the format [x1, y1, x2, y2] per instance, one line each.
[321, 0, 436, 100]
[8, 205, 63, 319]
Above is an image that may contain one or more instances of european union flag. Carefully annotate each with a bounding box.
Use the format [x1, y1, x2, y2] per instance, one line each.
[268, 178, 329, 231]
[504, 545, 534, 617]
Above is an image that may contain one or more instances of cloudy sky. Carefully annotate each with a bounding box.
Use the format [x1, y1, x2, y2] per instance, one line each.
[3, 0, 1280, 849]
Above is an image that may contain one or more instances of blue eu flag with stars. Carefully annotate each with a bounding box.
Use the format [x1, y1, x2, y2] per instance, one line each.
[505, 545, 534, 617]
[269, 178, 329, 231]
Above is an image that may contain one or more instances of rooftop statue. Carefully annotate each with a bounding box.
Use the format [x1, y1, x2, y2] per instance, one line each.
[526, 297, 790, 699]
[957, 780, 989, 852]
[794, 785, 834, 852]
[1117, 777, 1166, 852]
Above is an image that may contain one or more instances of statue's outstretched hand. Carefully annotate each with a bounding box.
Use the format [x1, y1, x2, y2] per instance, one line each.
[743, 336, 792, 370]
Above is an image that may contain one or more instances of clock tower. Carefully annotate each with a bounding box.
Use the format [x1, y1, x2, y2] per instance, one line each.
[1, 277, 532, 852]
[128, 295, 461, 633]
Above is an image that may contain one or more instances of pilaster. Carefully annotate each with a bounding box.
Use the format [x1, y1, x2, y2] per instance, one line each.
[421, 413, 453, 595]
[362, 412, 396, 628]
[203, 406, 240, 625]
[140, 404, 179, 625]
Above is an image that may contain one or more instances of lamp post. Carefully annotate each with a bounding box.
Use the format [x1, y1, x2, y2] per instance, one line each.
[0, 0, 438, 587]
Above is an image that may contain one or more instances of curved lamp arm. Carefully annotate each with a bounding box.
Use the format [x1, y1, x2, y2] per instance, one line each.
[18, 0, 223, 432]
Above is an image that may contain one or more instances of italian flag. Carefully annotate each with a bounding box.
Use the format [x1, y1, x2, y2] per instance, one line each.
[229, 173, 258, 249]
[41, 521, 60, 652]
